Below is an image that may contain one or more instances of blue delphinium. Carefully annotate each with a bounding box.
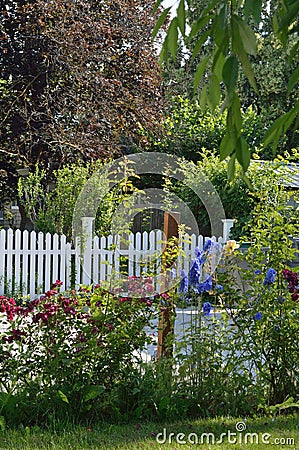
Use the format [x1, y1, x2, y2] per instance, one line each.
[194, 247, 205, 265]
[189, 258, 201, 289]
[263, 268, 276, 286]
[215, 284, 223, 291]
[254, 269, 261, 275]
[254, 312, 263, 321]
[179, 269, 188, 293]
[189, 248, 205, 290]
[203, 239, 213, 252]
[202, 302, 212, 316]
[198, 274, 213, 293]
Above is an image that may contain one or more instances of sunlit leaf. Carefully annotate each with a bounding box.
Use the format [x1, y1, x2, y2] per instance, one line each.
[233, 15, 257, 56]
[57, 390, 69, 404]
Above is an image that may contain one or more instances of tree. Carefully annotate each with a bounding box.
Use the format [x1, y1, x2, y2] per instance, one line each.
[153, 0, 299, 178]
[0, 0, 163, 210]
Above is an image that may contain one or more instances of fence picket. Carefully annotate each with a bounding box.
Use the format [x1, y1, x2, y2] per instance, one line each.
[0, 229, 5, 293]
[29, 231, 36, 298]
[93, 236, 99, 285]
[59, 234, 66, 291]
[37, 232, 44, 293]
[6, 229, 13, 294]
[65, 242, 72, 291]
[135, 232, 141, 277]
[52, 234, 59, 283]
[45, 233, 52, 292]
[15, 229, 21, 293]
[128, 233, 134, 277]
[100, 236, 106, 283]
[22, 230, 29, 295]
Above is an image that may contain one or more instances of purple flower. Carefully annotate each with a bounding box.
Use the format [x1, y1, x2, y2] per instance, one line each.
[215, 284, 223, 291]
[203, 239, 213, 252]
[202, 302, 212, 316]
[194, 247, 205, 264]
[179, 270, 188, 293]
[263, 268, 276, 286]
[198, 275, 213, 293]
[254, 269, 261, 275]
[189, 258, 202, 287]
[254, 312, 263, 321]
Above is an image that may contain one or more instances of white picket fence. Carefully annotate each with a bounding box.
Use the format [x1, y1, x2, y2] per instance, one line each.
[0, 224, 225, 298]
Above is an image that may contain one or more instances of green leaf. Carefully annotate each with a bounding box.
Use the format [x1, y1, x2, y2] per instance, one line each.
[177, 0, 186, 36]
[199, 84, 208, 108]
[84, 385, 106, 403]
[234, 43, 258, 92]
[231, 94, 242, 133]
[252, 0, 262, 23]
[287, 65, 299, 95]
[236, 137, 250, 172]
[243, 0, 255, 20]
[218, 3, 228, 28]
[214, 19, 229, 48]
[189, 15, 213, 39]
[167, 18, 179, 59]
[242, 173, 254, 190]
[201, 0, 221, 18]
[213, 47, 226, 80]
[277, 2, 299, 31]
[191, 30, 211, 60]
[227, 153, 236, 180]
[263, 101, 299, 150]
[233, 15, 257, 55]
[220, 133, 235, 160]
[0, 416, 6, 432]
[222, 55, 239, 94]
[290, 40, 299, 61]
[194, 55, 210, 91]
[208, 74, 221, 109]
[152, 7, 171, 39]
[231, 18, 257, 92]
[159, 38, 168, 64]
[57, 390, 69, 404]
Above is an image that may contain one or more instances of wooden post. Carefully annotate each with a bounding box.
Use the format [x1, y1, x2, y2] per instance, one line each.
[157, 211, 180, 359]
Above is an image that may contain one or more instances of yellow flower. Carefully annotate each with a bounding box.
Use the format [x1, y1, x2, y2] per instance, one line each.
[223, 240, 240, 254]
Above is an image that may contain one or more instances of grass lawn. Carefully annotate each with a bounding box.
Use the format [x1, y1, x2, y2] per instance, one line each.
[1, 415, 298, 450]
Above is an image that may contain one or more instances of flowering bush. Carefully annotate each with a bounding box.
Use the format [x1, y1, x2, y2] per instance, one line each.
[0, 282, 155, 425]
[214, 191, 299, 407]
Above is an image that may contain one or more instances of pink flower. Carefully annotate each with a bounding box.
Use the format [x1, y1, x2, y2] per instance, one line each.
[45, 290, 56, 298]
